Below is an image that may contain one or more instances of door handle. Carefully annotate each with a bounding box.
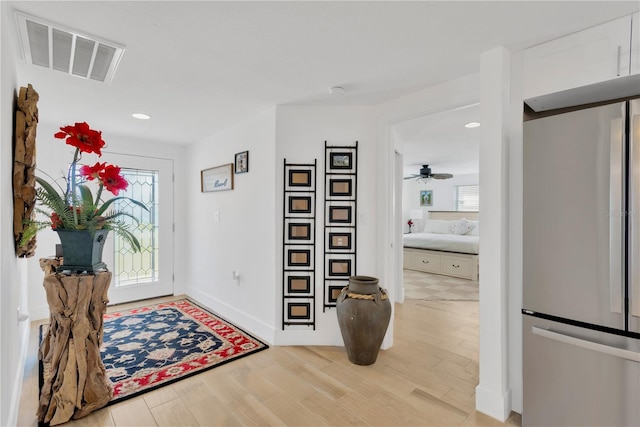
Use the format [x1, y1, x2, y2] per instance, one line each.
[609, 116, 624, 314]
[532, 326, 640, 363]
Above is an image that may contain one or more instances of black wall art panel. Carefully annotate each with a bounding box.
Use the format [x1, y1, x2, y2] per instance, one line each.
[323, 141, 358, 310]
[282, 159, 316, 329]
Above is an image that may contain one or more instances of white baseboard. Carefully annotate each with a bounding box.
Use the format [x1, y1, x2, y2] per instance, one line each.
[7, 321, 31, 426]
[185, 287, 275, 345]
[475, 384, 512, 422]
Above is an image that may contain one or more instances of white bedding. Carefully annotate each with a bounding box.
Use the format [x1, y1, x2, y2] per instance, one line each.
[403, 232, 479, 254]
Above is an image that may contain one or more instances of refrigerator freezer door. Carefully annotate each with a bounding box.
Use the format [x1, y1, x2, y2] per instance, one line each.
[523, 316, 640, 427]
[523, 102, 626, 330]
[631, 99, 640, 333]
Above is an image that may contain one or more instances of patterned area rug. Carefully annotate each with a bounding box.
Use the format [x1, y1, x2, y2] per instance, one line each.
[41, 299, 268, 406]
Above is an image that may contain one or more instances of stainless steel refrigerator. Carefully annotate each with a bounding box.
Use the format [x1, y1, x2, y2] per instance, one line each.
[523, 99, 640, 427]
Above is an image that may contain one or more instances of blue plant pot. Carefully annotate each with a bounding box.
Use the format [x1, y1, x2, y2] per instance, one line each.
[55, 229, 109, 273]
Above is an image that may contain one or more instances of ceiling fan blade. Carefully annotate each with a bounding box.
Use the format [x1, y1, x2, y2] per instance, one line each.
[403, 175, 420, 180]
[432, 173, 453, 179]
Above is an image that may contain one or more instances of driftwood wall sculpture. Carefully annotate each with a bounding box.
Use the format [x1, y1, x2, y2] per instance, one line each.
[14, 84, 39, 257]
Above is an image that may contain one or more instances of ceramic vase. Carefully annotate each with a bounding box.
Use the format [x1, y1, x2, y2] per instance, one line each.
[336, 276, 392, 365]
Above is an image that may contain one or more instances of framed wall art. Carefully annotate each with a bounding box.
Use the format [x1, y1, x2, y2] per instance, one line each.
[282, 159, 317, 329]
[235, 151, 249, 174]
[329, 178, 353, 197]
[327, 231, 353, 251]
[201, 163, 234, 192]
[324, 141, 358, 309]
[329, 152, 352, 170]
[288, 169, 312, 187]
[420, 190, 433, 206]
[288, 196, 312, 214]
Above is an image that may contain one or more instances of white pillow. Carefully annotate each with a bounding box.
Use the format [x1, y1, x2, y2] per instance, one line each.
[449, 218, 474, 235]
[422, 219, 453, 234]
[465, 220, 479, 235]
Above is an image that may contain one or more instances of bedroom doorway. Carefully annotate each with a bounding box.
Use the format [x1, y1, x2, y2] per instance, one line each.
[391, 103, 481, 302]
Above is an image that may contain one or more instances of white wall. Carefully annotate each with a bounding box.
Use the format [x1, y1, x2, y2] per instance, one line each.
[184, 108, 278, 344]
[274, 105, 379, 345]
[402, 173, 479, 232]
[0, 3, 30, 425]
[26, 123, 187, 321]
[375, 71, 522, 420]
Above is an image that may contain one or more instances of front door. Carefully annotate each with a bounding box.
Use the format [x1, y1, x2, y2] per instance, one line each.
[100, 153, 174, 304]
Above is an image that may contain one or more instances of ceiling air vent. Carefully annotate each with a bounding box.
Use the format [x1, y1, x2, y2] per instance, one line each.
[15, 11, 125, 84]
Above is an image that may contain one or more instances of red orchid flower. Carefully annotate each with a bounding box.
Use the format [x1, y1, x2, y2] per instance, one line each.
[54, 122, 105, 156]
[99, 164, 128, 195]
[50, 212, 62, 229]
[79, 162, 106, 181]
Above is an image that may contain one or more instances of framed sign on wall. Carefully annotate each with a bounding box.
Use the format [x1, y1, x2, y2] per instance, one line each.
[201, 163, 233, 192]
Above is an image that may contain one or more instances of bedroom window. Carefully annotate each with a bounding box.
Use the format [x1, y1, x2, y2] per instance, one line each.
[454, 185, 479, 211]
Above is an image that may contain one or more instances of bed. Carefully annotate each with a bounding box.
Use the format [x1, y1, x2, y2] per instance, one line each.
[403, 211, 479, 280]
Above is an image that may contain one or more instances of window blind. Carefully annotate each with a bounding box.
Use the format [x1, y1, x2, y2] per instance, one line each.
[454, 185, 479, 211]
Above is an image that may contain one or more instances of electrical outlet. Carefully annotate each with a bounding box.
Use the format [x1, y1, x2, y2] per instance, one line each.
[214, 211, 220, 222]
[232, 270, 240, 281]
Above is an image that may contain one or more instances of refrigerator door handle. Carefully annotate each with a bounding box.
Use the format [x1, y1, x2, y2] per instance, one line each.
[632, 99, 640, 318]
[532, 326, 640, 363]
[610, 121, 624, 314]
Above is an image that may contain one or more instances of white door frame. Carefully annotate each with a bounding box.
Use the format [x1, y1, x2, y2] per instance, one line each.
[100, 152, 175, 305]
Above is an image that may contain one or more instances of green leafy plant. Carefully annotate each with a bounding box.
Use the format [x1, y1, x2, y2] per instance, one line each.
[20, 122, 148, 251]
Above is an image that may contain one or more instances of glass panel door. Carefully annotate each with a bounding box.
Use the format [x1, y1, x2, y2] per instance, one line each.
[100, 153, 174, 304]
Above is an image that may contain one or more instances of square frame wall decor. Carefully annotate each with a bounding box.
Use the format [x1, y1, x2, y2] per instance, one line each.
[329, 152, 353, 170]
[282, 159, 317, 329]
[323, 142, 358, 310]
[235, 151, 249, 174]
[201, 163, 234, 192]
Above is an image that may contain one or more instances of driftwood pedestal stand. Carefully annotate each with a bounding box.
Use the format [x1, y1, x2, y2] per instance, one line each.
[37, 259, 113, 425]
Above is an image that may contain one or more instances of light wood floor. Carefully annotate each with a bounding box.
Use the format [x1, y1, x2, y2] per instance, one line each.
[17, 296, 521, 427]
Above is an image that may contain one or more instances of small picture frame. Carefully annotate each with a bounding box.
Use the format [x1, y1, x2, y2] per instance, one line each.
[328, 232, 352, 250]
[327, 285, 344, 303]
[328, 259, 351, 277]
[288, 196, 312, 214]
[328, 205, 353, 224]
[288, 223, 312, 240]
[287, 302, 311, 320]
[420, 190, 433, 206]
[329, 179, 352, 197]
[329, 152, 352, 169]
[289, 169, 312, 187]
[284, 272, 315, 297]
[288, 249, 311, 267]
[201, 163, 234, 192]
[235, 151, 249, 174]
[287, 276, 311, 294]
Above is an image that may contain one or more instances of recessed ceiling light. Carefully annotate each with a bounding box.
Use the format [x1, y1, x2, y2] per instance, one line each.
[132, 113, 151, 120]
[464, 122, 480, 128]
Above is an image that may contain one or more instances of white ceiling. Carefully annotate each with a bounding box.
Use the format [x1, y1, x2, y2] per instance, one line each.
[6, 1, 639, 157]
[394, 103, 481, 177]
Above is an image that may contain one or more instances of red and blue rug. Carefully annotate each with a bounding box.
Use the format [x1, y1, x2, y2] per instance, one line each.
[41, 298, 268, 405]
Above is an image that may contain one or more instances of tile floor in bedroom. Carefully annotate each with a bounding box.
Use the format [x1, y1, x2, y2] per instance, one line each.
[404, 269, 479, 301]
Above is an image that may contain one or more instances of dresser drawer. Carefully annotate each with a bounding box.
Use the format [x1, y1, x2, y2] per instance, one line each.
[404, 249, 441, 273]
[440, 255, 473, 279]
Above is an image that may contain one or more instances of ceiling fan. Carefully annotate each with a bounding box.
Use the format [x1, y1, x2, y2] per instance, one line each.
[404, 165, 453, 181]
